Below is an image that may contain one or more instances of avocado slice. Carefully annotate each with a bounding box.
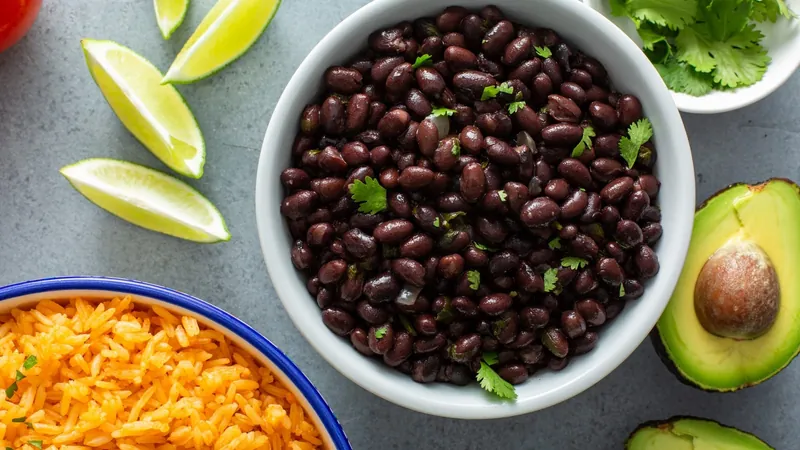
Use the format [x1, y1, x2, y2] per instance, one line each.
[626, 416, 773, 450]
[656, 179, 800, 391]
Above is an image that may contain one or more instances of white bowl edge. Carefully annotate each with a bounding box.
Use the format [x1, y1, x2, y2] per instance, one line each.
[256, 0, 696, 419]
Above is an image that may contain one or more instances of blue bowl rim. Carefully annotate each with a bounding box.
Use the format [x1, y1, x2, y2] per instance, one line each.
[0, 276, 352, 450]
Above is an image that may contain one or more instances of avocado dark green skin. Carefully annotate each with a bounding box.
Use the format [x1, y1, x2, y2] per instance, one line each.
[651, 178, 800, 392]
[625, 416, 776, 450]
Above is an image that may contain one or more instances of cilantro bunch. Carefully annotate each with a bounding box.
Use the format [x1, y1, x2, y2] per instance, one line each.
[611, 0, 795, 95]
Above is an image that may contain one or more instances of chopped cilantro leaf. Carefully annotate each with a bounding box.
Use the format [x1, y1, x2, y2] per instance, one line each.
[433, 217, 441, 228]
[12, 416, 27, 423]
[412, 53, 433, 69]
[481, 81, 514, 101]
[374, 325, 388, 339]
[507, 101, 526, 115]
[5, 382, 18, 398]
[543, 268, 559, 293]
[620, 284, 627, 297]
[619, 118, 654, 168]
[571, 125, 595, 158]
[452, 139, 461, 157]
[467, 270, 481, 290]
[510, 291, 518, 297]
[561, 257, 588, 270]
[431, 106, 457, 117]
[534, 46, 552, 58]
[626, 0, 699, 30]
[548, 238, 562, 250]
[349, 176, 387, 214]
[482, 351, 499, 365]
[476, 355, 517, 400]
[23, 355, 37, 370]
[399, 315, 418, 336]
[15, 370, 25, 382]
[498, 190, 508, 202]
[473, 242, 497, 252]
[29, 441, 43, 450]
[655, 58, 715, 96]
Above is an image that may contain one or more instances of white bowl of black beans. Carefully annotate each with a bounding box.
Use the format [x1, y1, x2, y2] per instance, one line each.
[256, 0, 696, 418]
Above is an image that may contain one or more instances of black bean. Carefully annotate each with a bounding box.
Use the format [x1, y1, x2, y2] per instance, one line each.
[588, 101, 618, 130]
[600, 176, 634, 204]
[571, 331, 599, 355]
[350, 328, 375, 356]
[411, 355, 441, 383]
[363, 272, 400, 303]
[281, 190, 318, 220]
[391, 258, 426, 286]
[615, 220, 643, 248]
[635, 245, 659, 279]
[464, 245, 489, 267]
[617, 94, 643, 127]
[369, 28, 408, 54]
[503, 36, 532, 66]
[571, 234, 599, 260]
[542, 327, 569, 358]
[368, 324, 395, 355]
[384, 331, 414, 366]
[290, 240, 314, 270]
[642, 223, 663, 245]
[436, 6, 468, 32]
[635, 174, 661, 198]
[479, 293, 513, 316]
[557, 158, 592, 189]
[438, 254, 465, 279]
[561, 189, 589, 219]
[482, 20, 515, 57]
[453, 70, 497, 99]
[322, 308, 355, 336]
[311, 177, 346, 202]
[498, 363, 529, 385]
[460, 162, 487, 203]
[520, 197, 560, 227]
[398, 166, 435, 190]
[307, 222, 334, 247]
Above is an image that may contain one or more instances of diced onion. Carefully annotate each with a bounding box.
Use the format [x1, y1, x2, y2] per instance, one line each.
[428, 114, 450, 139]
[396, 284, 423, 305]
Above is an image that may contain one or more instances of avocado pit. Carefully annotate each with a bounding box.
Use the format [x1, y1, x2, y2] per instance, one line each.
[694, 238, 779, 340]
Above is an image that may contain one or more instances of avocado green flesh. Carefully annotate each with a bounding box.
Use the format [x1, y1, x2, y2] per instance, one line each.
[658, 180, 800, 391]
[627, 418, 773, 450]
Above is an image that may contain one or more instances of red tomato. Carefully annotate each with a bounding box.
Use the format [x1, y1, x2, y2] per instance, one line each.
[0, 0, 42, 53]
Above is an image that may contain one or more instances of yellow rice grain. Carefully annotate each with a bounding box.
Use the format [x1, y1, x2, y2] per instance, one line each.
[0, 296, 325, 449]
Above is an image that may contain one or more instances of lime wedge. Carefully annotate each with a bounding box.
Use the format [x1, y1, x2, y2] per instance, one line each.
[154, 0, 190, 39]
[162, 0, 281, 84]
[82, 39, 205, 179]
[60, 158, 230, 243]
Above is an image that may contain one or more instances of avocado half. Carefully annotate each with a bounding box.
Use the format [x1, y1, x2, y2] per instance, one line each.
[626, 416, 773, 449]
[655, 179, 800, 391]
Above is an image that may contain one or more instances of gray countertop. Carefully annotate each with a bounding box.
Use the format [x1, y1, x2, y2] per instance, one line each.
[1, 1, 798, 448]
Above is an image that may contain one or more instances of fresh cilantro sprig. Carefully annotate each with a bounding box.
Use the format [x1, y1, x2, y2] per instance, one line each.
[543, 268, 558, 293]
[349, 176, 387, 214]
[618, 118, 654, 168]
[548, 238, 562, 250]
[476, 352, 517, 400]
[467, 270, 481, 290]
[534, 46, 552, 58]
[481, 81, 514, 101]
[431, 106, 456, 117]
[561, 257, 589, 270]
[572, 126, 595, 158]
[412, 54, 433, 69]
[615, 0, 791, 95]
[507, 101, 526, 115]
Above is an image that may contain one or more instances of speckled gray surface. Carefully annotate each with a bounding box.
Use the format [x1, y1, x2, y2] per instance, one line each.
[1, 1, 798, 448]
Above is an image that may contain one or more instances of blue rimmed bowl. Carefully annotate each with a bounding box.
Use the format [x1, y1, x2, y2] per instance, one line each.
[0, 276, 351, 450]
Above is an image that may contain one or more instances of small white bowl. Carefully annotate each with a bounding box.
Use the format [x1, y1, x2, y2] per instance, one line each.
[256, 0, 695, 419]
[0, 277, 352, 449]
[583, 0, 800, 114]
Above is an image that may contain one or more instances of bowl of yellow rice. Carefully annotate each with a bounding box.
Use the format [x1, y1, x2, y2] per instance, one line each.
[0, 276, 351, 450]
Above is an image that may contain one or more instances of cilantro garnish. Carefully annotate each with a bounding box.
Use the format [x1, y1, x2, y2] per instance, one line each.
[28, 441, 43, 450]
[534, 46, 552, 58]
[23, 356, 37, 370]
[374, 325, 388, 339]
[399, 315, 418, 336]
[561, 256, 589, 270]
[619, 118, 654, 168]
[481, 81, 514, 101]
[476, 352, 517, 400]
[11, 416, 26, 423]
[431, 106, 456, 117]
[655, 58, 714, 96]
[572, 126, 595, 158]
[620, 284, 627, 297]
[548, 238, 562, 250]
[435, 297, 455, 323]
[412, 54, 433, 69]
[498, 190, 507, 202]
[467, 270, 481, 290]
[349, 176, 387, 214]
[452, 139, 461, 157]
[543, 268, 559, 293]
[433, 217, 441, 228]
[510, 291, 518, 297]
[473, 242, 497, 252]
[507, 100, 526, 115]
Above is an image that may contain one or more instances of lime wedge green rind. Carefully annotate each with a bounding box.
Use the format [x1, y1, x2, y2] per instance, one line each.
[81, 39, 205, 179]
[60, 158, 230, 243]
[155, 0, 190, 40]
[162, 0, 281, 84]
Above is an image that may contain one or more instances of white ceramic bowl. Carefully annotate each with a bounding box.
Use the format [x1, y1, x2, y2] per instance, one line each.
[256, 0, 695, 419]
[0, 277, 352, 449]
[583, 0, 800, 114]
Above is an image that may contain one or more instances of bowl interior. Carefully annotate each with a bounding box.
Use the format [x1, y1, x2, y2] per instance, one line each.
[583, 0, 800, 114]
[0, 279, 350, 450]
[256, 0, 695, 419]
